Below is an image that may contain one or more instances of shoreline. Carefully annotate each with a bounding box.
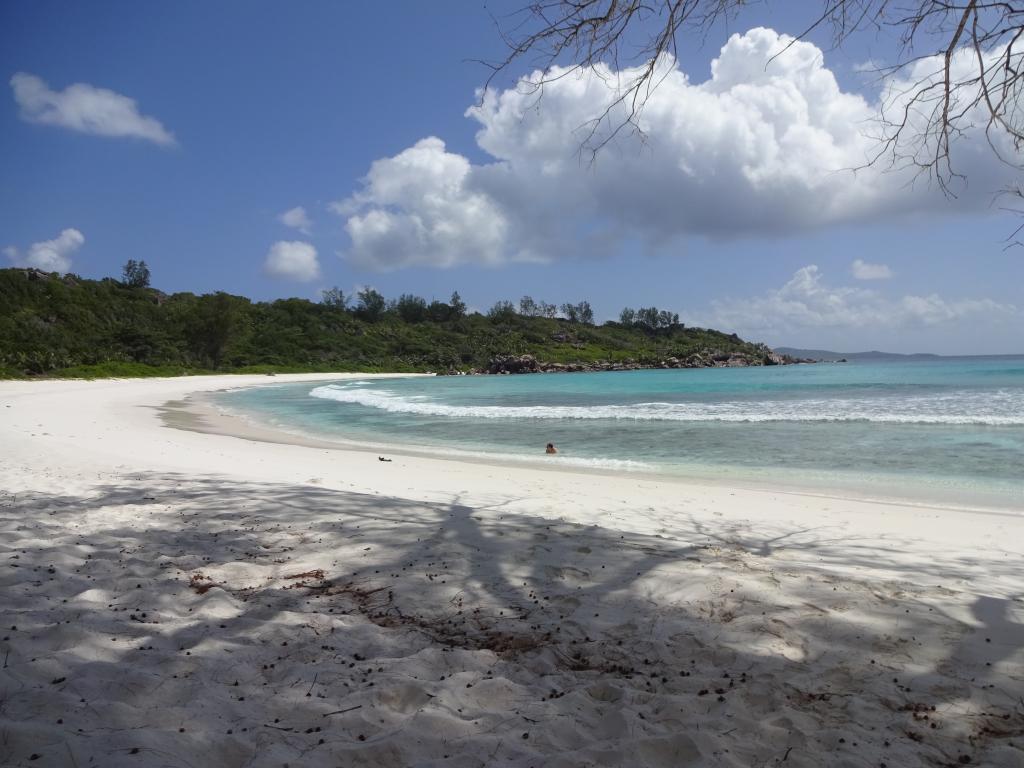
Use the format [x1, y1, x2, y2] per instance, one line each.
[181, 381, 1023, 517]
[1, 374, 1022, 768]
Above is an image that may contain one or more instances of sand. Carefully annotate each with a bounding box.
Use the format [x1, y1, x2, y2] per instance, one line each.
[0, 374, 1022, 768]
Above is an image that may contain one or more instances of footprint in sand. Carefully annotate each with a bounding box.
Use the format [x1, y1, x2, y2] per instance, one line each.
[375, 682, 433, 715]
[634, 734, 703, 768]
[707, 577, 725, 597]
[585, 681, 624, 703]
[543, 565, 589, 581]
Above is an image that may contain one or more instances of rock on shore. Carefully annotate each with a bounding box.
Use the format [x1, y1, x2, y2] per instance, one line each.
[464, 350, 815, 375]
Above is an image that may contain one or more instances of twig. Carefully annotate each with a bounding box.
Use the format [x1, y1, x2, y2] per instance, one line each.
[322, 705, 362, 717]
[781, 746, 793, 762]
[306, 672, 318, 696]
[486, 739, 503, 762]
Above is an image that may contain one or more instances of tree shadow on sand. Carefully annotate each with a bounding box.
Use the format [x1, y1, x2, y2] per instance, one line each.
[0, 475, 1021, 768]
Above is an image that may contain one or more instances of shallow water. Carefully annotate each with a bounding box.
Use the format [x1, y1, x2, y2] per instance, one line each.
[214, 358, 1024, 510]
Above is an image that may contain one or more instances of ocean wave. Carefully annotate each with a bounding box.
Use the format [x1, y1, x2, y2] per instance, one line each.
[308, 384, 1024, 426]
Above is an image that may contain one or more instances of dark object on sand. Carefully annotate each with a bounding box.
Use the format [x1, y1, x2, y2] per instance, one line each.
[378, 456, 392, 462]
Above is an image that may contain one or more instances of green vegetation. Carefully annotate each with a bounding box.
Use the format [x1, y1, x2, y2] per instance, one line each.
[0, 268, 770, 378]
[121, 260, 151, 289]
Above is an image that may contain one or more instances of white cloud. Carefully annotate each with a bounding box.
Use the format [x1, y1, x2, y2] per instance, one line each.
[335, 27, 1016, 270]
[693, 265, 1017, 336]
[279, 206, 312, 235]
[334, 137, 512, 270]
[10, 72, 175, 146]
[5, 228, 85, 272]
[851, 259, 893, 280]
[853, 59, 884, 73]
[263, 241, 320, 282]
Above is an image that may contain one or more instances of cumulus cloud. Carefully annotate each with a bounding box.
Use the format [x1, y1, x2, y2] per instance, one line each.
[851, 259, 893, 280]
[693, 265, 1017, 336]
[335, 27, 1015, 270]
[279, 206, 312, 235]
[5, 228, 85, 272]
[263, 241, 320, 281]
[334, 137, 512, 270]
[10, 72, 175, 146]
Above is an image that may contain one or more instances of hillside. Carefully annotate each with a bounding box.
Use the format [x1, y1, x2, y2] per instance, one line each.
[0, 268, 782, 378]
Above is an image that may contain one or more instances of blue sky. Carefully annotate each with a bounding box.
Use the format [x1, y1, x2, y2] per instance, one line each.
[1, 1, 1021, 353]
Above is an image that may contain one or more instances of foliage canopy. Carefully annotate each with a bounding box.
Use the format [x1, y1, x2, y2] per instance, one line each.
[0, 268, 768, 378]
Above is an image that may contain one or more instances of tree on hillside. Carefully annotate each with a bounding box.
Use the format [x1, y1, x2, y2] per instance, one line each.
[184, 292, 238, 368]
[658, 309, 680, 329]
[636, 306, 659, 330]
[449, 291, 467, 319]
[521, 295, 567, 318]
[622, 305, 679, 331]
[558, 301, 593, 324]
[396, 293, 429, 323]
[321, 286, 349, 309]
[578, 300, 594, 325]
[355, 287, 387, 322]
[426, 299, 451, 322]
[487, 299, 518, 322]
[490, 1, 1024, 191]
[121, 260, 151, 289]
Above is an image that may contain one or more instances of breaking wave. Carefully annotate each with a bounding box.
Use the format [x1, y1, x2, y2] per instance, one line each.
[309, 384, 1024, 426]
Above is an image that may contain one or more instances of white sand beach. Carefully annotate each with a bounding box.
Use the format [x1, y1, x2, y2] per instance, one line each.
[1, 374, 1022, 767]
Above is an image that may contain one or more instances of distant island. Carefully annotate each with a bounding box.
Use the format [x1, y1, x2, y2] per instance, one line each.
[0, 267, 807, 379]
[775, 347, 939, 362]
[776, 347, 1023, 361]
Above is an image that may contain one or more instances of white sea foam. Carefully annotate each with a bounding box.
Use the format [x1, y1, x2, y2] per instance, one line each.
[308, 384, 1024, 426]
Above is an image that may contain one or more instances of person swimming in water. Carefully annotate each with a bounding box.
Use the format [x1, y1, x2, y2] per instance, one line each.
[545, 443, 557, 454]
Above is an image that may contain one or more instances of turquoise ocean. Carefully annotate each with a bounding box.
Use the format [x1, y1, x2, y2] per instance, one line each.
[213, 357, 1024, 510]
